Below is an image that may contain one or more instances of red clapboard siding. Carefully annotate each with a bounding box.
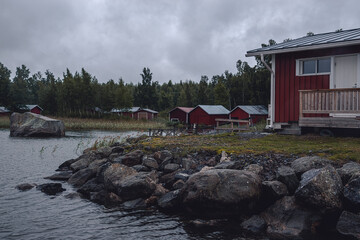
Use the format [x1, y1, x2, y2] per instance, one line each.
[189, 107, 228, 126]
[169, 108, 188, 123]
[274, 44, 360, 123]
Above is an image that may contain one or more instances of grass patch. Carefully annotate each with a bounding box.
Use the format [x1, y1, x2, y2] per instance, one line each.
[0, 116, 10, 128]
[53, 117, 168, 131]
[141, 133, 360, 162]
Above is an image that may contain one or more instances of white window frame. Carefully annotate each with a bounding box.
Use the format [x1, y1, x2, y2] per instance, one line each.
[296, 57, 331, 76]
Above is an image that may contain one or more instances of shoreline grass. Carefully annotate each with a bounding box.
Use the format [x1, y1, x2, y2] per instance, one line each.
[0, 116, 10, 129]
[141, 133, 360, 162]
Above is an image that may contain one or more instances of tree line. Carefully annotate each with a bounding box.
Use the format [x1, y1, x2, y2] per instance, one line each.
[0, 41, 275, 118]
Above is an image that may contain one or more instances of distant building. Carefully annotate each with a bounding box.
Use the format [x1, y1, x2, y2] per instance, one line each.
[169, 107, 194, 124]
[189, 105, 230, 126]
[20, 105, 43, 114]
[230, 105, 268, 124]
[111, 107, 158, 120]
[0, 106, 11, 117]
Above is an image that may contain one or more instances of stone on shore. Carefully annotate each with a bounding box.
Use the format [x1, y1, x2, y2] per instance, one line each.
[343, 175, 360, 212]
[182, 169, 261, 217]
[337, 161, 360, 184]
[291, 156, 332, 177]
[101, 163, 137, 191]
[261, 196, 322, 240]
[276, 166, 299, 194]
[44, 171, 73, 181]
[115, 150, 144, 167]
[336, 211, 360, 239]
[37, 183, 65, 195]
[68, 168, 96, 187]
[10, 112, 65, 137]
[295, 165, 343, 212]
[16, 183, 37, 191]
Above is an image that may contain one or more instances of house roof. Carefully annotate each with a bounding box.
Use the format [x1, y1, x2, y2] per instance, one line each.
[21, 105, 43, 111]
[192, 105, 230, 115]
[231, 105, 268, 115]
[169, 107, 194, 114]
[0, 106, 10, 113]
[140, 108, 158, 114]
[111, 107, 140, 113]
[246, 28, 360, 56]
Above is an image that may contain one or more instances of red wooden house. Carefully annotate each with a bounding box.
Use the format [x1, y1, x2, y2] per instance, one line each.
[169, 107, 193, 124]
[20, 105, 43, 114]
[134, 108, 158, 120]
[189, 105, 229, 126]
[230, 105, 268, 124]
[246, 28, 360, 134]
[0, 106, 11, 117]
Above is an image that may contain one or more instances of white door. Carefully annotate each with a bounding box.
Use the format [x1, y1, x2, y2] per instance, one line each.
[334, 55, 358, 89]
[333, 55, 359, 118]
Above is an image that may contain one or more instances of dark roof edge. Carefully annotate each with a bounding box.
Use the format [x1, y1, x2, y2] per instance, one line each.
[246, 39, 360, 57]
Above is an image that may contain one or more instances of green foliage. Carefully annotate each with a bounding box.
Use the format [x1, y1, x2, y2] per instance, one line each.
[0, 63, 11, 107]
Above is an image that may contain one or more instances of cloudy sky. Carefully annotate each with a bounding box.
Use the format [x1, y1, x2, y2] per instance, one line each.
[1, 0, 359, 84]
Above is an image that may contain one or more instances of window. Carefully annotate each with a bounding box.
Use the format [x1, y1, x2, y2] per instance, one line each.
[298, 58, 331, 75]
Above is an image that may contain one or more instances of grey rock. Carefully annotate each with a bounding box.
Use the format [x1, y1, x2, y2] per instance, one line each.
[337, 161, 360, 184]
[37, 183, 65, 195]
[343, 175, 360, 212]
[142, 156, 159, 169]
[111, 146, 124, 154]
[214, 161, 237, 169]
[68, 168, 96, 187]
[241, 215, 267, 234]
[154, 150, 172, 164]
[88, 158, 108, 172]
[244, 164, 264, 175]
[261, 196, 322, 240]
[77, 178, 104, 198]
[182, 169, 261, 217]
[276, 166, 299, 194]
[173, 179, 185, 190]
[10, 112, 65, 137]
[122, 198, 146, 210]
[174, 172, 190, 181]
[336, 211, 360, 239]
[64, 192, 83, 199]
[181, 157, 197, 170]
[262, 180, 289, 202]
[158, 189, 182, 211]
[115, 150, 144, 167]
[44, 171, 73, 181]
[57, 158, 77, 171]
[95, 147, 112, 158]
[164, 163, 180, 173]
[295, 165, 343, 212]
[160, 169, 182, 190]
[291, 156, 332, 177]
[16, 183, 37, 191]
[70, 152, 97, 172]
[102, 163, 137, 191]
[115, 172, 157, 201]
[132, 164, 150, 172]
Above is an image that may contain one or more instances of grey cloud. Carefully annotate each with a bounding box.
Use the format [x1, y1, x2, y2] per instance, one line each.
[1, 0, 359, 83]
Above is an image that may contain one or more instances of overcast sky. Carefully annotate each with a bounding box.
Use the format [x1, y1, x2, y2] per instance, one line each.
[1, 0, 359, 84]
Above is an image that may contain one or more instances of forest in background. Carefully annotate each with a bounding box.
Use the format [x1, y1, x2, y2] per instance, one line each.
[0, 41, 274, 118]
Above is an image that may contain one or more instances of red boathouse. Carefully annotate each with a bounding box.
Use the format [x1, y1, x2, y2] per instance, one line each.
[230, 105, 268, 124]
[189, 105, 229, 126]
[169, 107, 194, 124]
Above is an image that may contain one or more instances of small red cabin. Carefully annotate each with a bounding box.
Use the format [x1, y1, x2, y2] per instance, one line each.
[247, 28, 360, 133]
[111, 107, 141, 118]
[169, 107, 194, 124]
[20, 105, 43, 114]
[134, 108, 158, 120]
[0, 106, 11, 117]
[230, 105, 268, 124]
[189, 105, 229, 126]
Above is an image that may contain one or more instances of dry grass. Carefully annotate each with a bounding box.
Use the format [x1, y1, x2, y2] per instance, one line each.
[0, 116, 10, 128]
[55, 117, 168, 131]
[141, 133, 360, 162]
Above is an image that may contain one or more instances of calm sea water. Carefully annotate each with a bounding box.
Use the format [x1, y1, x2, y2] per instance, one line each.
[0, 129, 241, 240]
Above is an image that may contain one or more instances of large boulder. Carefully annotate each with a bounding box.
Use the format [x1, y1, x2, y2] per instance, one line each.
[36, 183, 66, 195]
[291, 156, 332, 177]
[343, 175, 360, 212]
[67, 168, 96, 187]
[10, 112, 65, 137]
[295, 165, 343, 212]
[276, 166, 299, 194]
[115, 150, 144, 167]
[182, 169, 261, 217]
[261, 196, 322, 240]
[70, 152, 98, 172]
[336, 211, 360, 239]
[337, 162, 360, 184]
[101, 163, 137, 191]
[115, 171, 157, 201]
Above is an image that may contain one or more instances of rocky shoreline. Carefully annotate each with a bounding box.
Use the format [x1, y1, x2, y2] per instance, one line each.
[19, 134, 360, 239]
